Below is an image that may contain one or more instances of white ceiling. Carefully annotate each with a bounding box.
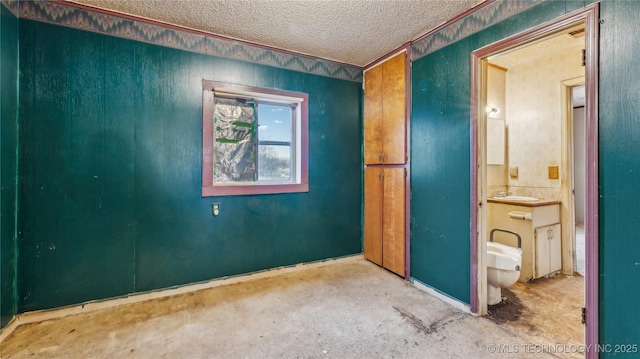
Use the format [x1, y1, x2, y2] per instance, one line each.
[489, 26, 585, 69]
[488, 25, 586, 107]
[67, 0, 484, 67]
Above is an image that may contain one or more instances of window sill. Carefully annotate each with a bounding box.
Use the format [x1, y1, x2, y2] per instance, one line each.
[202, 182, 309, 197]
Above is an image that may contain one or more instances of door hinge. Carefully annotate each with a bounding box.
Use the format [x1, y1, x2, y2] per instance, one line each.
[581, 307, 586, 324]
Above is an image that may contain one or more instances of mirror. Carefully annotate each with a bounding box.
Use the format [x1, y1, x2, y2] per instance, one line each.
[487, 117, 505, 165]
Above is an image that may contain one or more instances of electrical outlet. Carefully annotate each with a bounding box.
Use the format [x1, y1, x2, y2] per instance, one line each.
[212, 202, 221, 216]
[548, 166, 559, 179]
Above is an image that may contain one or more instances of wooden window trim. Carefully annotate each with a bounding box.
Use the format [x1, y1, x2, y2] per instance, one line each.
[202, 80, 309, 196]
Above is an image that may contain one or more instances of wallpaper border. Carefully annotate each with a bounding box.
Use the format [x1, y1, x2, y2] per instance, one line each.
[411, 0, 543, 61]
[2, 0, 547, 79]
[4, 0, 363, 82]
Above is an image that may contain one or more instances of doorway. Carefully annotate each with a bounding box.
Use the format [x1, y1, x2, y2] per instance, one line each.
[470, 3, 599, 356]
[572, 85, 586, 277]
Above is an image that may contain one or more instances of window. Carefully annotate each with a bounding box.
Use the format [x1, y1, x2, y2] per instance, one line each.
[202, 80, 308, 196]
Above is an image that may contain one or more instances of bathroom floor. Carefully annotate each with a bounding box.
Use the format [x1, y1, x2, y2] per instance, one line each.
[488, 273, 584, 358]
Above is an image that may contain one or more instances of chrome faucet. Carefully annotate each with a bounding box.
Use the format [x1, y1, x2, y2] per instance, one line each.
[495, 190, 512, 197]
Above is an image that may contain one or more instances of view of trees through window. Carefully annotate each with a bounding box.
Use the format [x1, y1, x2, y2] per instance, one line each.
[257, 103, 292, 181]
[258, 146, 291, 180]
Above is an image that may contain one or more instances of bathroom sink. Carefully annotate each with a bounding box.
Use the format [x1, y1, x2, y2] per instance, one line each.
[492, 195, 539, 202]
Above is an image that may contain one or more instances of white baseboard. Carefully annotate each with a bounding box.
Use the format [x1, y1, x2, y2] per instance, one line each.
[410, 277, 473, 315]
[0, 254, 363, 342]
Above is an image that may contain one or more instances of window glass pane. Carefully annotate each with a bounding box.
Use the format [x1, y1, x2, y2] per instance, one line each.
[257, 104, 292, 143]
[257, 103, 293, 182]
[202, 80, 308, 196]
[213, 98, 256, 183]
[258, 145, 292, 181]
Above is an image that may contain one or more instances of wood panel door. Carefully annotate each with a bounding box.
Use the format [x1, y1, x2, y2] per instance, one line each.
[364, 167, 383, 265]
[364, 52, 406, 165]
[364, 65, 383, 164]
[381, 54, 406, 165]
[363, 167, 405, 276]
[382, 167, 405, 276]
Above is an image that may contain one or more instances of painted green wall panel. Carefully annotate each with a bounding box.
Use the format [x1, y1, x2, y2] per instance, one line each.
[4, 0, 640, 346]
[17, 19, 362, 310]
[411, 40, 472, 303]
[1, 4, 18, 329]
[411, 0, 640, 349]
[410, 1, 595, 307]
[17, 24, 137, 311]
[598, 0, 640, 351]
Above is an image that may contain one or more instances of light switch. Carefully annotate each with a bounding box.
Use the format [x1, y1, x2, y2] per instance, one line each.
[212, 202, 221, 216]
[509, 166, 518, 178]
[548, 166, 559, 179]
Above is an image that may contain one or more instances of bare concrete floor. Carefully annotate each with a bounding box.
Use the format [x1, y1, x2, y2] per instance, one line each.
[2, 259, 566, 358]
[489, 274, 585, 359]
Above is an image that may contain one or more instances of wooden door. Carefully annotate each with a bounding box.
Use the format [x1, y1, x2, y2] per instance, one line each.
[364, 167, 383, 265]
[382, 167, 406, 276]
[364, 65, 383, 164]
[364, 52, 406, 165]
[381, 53, 406, 164]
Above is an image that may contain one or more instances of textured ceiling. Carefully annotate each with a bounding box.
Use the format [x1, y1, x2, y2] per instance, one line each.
[67, 0, 484, 67]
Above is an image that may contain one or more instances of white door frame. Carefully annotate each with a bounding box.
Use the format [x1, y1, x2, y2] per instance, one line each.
[561, 76, 586, 278]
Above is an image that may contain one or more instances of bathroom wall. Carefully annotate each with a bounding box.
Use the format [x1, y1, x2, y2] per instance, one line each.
[504, 41, 584, 199]
[0, 3, 18, 329]
[15, 16, 362, 312]
[486, 65, 507, 197]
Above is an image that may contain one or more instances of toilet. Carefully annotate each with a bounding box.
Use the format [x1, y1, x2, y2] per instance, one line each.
[486, 241, 522, 305]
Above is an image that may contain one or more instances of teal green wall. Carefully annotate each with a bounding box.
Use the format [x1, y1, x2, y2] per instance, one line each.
[410, 0, 582, 305]
[5, 0, 640, 349]
[0, 4, 18, 329]
[16, 19, 362, 312]
[598, 0, 640, 350]
[411, 0, 640, 351]
[410, 39, 472, 302]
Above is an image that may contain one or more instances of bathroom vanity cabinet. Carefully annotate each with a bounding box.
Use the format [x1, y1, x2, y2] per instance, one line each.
[488, 199, 561, 282]
[535, 223, 562, 278]
[363, 52, 406, 165]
